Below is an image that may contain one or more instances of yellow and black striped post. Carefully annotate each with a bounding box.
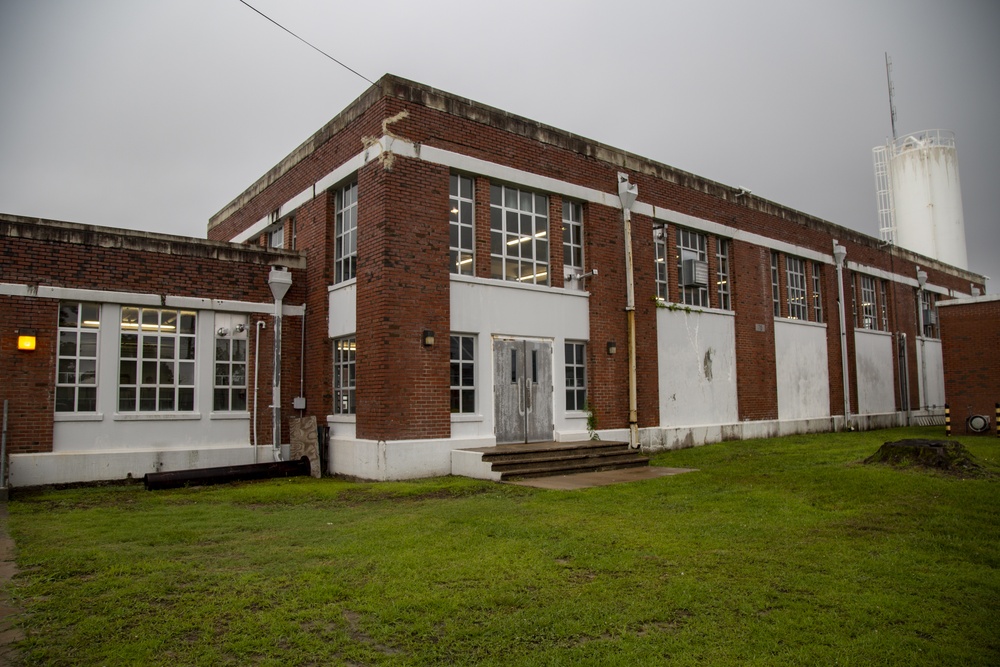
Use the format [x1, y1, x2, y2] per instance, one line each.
[995, 403, 999, 438]
[944, 404, 951, 437]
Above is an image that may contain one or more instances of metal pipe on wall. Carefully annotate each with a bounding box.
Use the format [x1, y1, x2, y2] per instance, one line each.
[618, 173, 640, 449]
[833, 241, 852, 430]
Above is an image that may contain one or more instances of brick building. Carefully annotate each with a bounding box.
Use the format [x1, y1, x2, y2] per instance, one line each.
[0, 74, 987, 485]
[938, 294, 1000, 436]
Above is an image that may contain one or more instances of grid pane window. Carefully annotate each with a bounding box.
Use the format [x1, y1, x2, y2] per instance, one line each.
[333, 337, 356, 415]
[562, 201, 584, 287]
[786, 257, 807, 320]
[654, 227, 668, 301]
[919, 290, 939, 338]
[450, 175, 475, 275]
[450, 335, 476, 414]
[861, 275, 877, 329]
[214, 335, 247, 412]
[334, 182, 358, 284]
[269, 225, 284, 249]
[490, 184, 549, 285]
[716, 239, 731, 310]
[118, 308, 196, 412]
[564, 342, 587, 412]
[771, 252, 781, 317]
[880, 280, 889, 331]
[676, 228, 709, 307]
[56, 302, 101, 412]
[811, 262, 824, 323]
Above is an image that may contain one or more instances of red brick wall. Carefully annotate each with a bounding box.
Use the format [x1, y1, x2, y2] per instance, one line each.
[940, 298, 1000, 436]
[355, 157, 452, 440]
[207, 79, 986, 438]
[0, 296, 57, 453]
[0, 216, 306, 453]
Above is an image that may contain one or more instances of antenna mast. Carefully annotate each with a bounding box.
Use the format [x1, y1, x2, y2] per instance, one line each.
[885, 52, 897, 141]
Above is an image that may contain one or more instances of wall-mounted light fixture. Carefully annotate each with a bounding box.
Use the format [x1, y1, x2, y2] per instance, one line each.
[423, 330, 435, 347]
[17, 329, 37, 351]
[217, 327, 230, 337]
[607, 340, 617, 355]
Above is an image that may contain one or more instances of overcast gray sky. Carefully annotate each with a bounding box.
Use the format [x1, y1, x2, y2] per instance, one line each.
[2, 0, 997, 290]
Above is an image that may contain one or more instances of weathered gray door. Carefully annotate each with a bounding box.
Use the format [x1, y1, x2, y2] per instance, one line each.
[493, 338, 553, 444]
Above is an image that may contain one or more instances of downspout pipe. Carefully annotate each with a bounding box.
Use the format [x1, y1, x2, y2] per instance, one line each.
[618, 173, 640, 449]
[268, 267, 293, 461]
[833, 241, 852, 431]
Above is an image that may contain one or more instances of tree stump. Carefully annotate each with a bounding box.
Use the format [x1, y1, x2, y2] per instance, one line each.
[864, 439, 988, 476]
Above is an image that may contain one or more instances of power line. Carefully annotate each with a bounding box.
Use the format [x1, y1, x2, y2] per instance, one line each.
[237, 0, 375, 85]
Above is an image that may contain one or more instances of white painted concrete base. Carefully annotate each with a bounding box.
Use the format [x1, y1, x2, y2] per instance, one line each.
[450, 449, 501, 481]
[329, 436, 495, 481]
[9, 445, 260, 487]
[640, 413, 910, 453]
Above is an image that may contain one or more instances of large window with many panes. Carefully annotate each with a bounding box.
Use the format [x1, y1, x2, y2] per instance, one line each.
[214, 333, 247, 412]
[119, 308, 196, 412]
[333, 337, 356, 415]
[654, 227, 668, 301]
[716, 239, 732, 310]
[676, 228, 709, 307]
[334, 182, 358, 284]
[771, 252, 781, 317]
[786, 257, 808, 320]
[450, 175, 474, 275]
[564, 341, 587, 412]
[490, 184, 549, 285]
[56, 302, 101, 412]
[861, 275, 878, 329]
[450, 335, 476, 414]
[562, 201, 584, 288]
[812, 262, 824, 323]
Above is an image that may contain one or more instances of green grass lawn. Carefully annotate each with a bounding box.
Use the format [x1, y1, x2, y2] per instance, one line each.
[5, 426, 1000, 666]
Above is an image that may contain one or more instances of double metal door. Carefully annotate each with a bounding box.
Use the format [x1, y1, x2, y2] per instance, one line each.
[493, 338, 553, 445]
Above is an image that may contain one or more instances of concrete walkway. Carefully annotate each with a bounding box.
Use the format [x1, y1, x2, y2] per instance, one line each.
[508, 465, 696, 490]
[0, 503, 21, 667]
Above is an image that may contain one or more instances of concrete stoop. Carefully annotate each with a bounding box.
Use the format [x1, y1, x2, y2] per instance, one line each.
[452, 440, 649, 481]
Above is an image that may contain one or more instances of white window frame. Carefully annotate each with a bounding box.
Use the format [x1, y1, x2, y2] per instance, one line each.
[677, 227, 709, 307]
[861, 275, 877, 330]
[564, 341, 587, 412]
[490, 184, 549, 285]
[771, 252, 781, 317]
[716, 238, 731, 310]
[786, 256, 808, 321]
[333, 336, 356, 415]
[811, 262, 824, 324]
[214, 332, 248, 412]
[450, 334, 476, 414]
[334, 182, 358, 284]
[450, 174, 475, 276]
[654, 226, 668, 301]
[562, 201, 584, 287]
[118, 307, 197, 412]
[56, 302, 101, 413]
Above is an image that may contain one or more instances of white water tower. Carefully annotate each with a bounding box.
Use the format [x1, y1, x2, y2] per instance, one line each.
[873, 129, 969, 270]
[872, 55, 969, 270]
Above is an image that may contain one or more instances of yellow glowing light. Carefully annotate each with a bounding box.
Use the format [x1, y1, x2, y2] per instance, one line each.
[18, 335, 37, 351]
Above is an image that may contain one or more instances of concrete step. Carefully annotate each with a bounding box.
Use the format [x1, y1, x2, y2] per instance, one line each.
[499, 455, 650, 481]
[482, 442, 630, 464]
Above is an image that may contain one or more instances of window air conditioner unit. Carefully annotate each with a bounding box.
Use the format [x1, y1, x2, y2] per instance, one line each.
[681, 259, 709, 287]
[923, 309, 937, 326]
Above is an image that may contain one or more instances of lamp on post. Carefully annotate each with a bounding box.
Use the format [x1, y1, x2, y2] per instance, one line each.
[268, 267, 292, 461]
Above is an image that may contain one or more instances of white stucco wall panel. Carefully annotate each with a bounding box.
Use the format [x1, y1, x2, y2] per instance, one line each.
[854, 329, 896, 415]
[917, 338, 945, 409]
[774, 320, 830, 420]
[450, 277, 590, 440]
[657, 309, 738, 427]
